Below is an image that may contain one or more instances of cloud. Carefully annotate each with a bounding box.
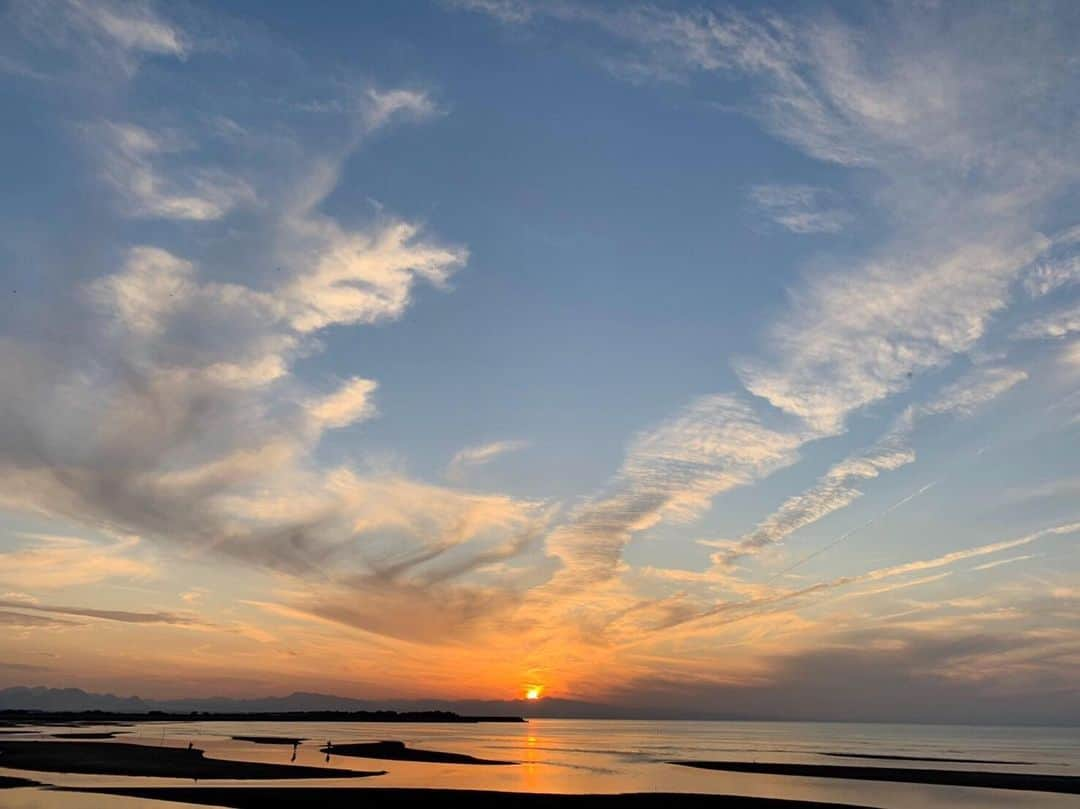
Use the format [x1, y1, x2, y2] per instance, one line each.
[1023, 225, 1080, 296]
[446, 0, 536, 25]
[709, 364, 1027, 569]
[0, 597, 198, 625]
[1024, 257, 1080, 298]
[361, 87, 439, 131]
[856, 523, 1077, 585]
[6, 0, 188, 82]
[971, 554, 1039, 572]
[1013, 302, 1080, 340]
[653, 521, 1080, 644]
[738, 238, 1046, 436]
[89, 246, 198, 336]
[464, 1, 1075, 441]
[69, 0, 187, 58]
[1007, 476, 1080, 503]
[442, 8, 1079, 686]
[447, 439, 529, 477]
[307, 378, 378, 430]
[0, 533, 156, 590]
[748, 184, 848, 234]
[612, 625, 1080, 724]
[0, 14, 536, 647]
[548, 395, 806, 587]
[88, 122, 254, 221]
[280, 220, 466, 334]
[0, 610, 78, 628]
[919, 365, 1029, 417]
[2, 0, 1078, 709]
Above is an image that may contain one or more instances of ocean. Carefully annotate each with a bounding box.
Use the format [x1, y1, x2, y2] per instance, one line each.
[1, 719, 1077, 808]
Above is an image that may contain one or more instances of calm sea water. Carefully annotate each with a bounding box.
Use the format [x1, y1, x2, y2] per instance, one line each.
[1, 719, 1077, 808]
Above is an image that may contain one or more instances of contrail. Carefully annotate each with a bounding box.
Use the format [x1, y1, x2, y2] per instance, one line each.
[766, 480, 938, 584]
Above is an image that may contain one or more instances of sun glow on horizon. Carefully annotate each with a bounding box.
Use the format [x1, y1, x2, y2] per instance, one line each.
[524, 685, 543, 700]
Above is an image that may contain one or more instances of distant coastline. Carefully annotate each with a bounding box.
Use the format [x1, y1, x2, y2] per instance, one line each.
[0, 709, 524, 724]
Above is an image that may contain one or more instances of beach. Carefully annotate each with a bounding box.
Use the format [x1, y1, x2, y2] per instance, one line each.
[0, 740, 382, 780]
[0, 718, 1077, 809]
[46, 787, 874, 808]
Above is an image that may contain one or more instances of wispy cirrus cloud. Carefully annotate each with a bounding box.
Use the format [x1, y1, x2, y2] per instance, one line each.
[0, 610, 77, 628]
[737, 237, 1047, 436]
[66, 0, 187, 58]
[447, 439, 529, 478]
[463, 0, 1077, 436]
[547, 395, 806, 587]
[0, 597, 199, 625]
[456, 4, 1080, 682]
[653, 522, 1080, 641]
[702, 364, 1027, 570]
[0, 533, 156, 590]
[87, 122, 254, 221]
[748, 184, 848, 234]
[1022, 225, 1080, 297]
[5, 0, 187, 82]
[445, 0, 537, 25]
[1013, 302, 1080, 340]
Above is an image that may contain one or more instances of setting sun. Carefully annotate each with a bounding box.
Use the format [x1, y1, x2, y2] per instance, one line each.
[525, 686, 543, 700]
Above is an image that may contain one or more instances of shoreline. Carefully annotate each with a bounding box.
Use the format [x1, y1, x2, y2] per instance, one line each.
[0, 740, 383, 780]
[0, 709, 523, 724]
[51, 786, 875, 808]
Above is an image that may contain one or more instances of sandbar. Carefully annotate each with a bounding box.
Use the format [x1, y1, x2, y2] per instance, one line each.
[322, 739, 514, 765]
[671, 760, 1079, 795]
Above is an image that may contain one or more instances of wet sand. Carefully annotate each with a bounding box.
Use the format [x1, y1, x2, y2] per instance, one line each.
[50, 731, 128, 739]
[0, 740, 383, 780]
[231, 736, 304, 745]
[672, 760, 1080, 794]
[54, 787, 873, 808]
[323, 740, 515, 765]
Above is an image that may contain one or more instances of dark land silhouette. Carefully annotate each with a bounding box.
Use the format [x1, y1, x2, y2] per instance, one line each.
[0, 708, 522, 724]
[322, 739, 516, 765]
[671, 760, 1080, 795]
[49, 731, 128, 739]
[0, 777, 40, 789]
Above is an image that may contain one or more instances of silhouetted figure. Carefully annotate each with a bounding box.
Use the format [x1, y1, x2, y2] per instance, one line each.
[291, 741, 298, 762]
[325, 739, 332, 763]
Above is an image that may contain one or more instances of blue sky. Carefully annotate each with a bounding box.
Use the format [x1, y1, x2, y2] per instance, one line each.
[0, 0, 1078, 721]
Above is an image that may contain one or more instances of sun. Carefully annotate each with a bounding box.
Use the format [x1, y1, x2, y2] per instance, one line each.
[524, 686, 543, 700]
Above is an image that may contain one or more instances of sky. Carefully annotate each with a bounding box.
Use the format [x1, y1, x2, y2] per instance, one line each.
[0, 0, 1078, 724]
